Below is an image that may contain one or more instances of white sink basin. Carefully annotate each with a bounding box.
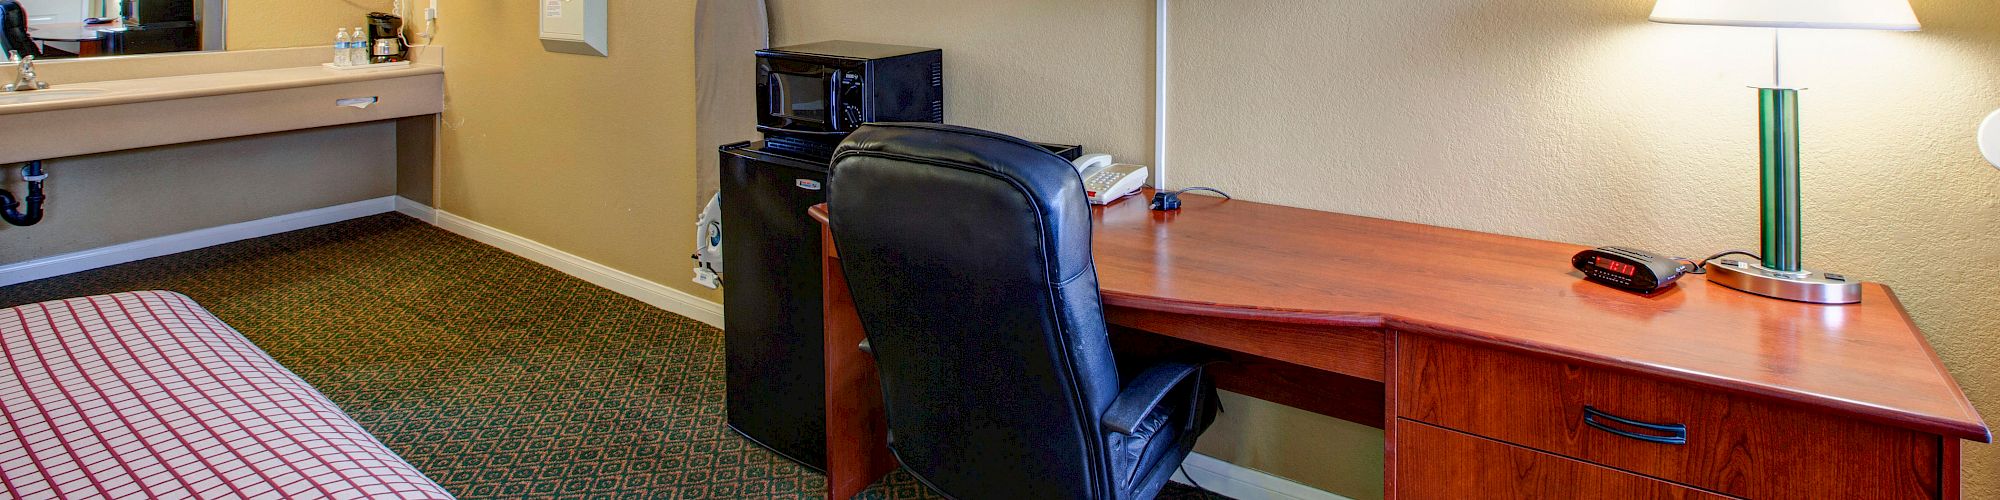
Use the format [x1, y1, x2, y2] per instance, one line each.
[0, 88, 111, 105]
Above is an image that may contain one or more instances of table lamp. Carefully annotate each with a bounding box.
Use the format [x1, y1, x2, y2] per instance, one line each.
[1650, 0, 1919, 304]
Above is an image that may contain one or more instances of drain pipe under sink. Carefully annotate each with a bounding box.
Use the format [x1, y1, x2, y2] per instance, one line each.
[2, 160, 48, 227]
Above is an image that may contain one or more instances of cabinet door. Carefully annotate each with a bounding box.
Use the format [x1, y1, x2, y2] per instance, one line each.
[1397, 421, 1732, 500]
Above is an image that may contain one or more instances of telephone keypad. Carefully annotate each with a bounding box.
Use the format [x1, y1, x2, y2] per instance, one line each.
[1086, 172, 1124, 189]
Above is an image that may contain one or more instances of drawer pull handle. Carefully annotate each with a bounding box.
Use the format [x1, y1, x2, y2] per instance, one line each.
[1583, 406, 1686, 445]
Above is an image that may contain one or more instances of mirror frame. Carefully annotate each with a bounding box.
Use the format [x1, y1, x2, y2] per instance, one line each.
[200, 0, 222, 50]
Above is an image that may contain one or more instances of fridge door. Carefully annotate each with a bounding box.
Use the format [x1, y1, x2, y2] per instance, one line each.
[720, 144, 829, 471]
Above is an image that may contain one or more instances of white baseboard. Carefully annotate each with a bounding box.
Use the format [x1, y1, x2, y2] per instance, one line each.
[0, 197, 397, 287]
[1172, 452, 1352, 500]
[429, 208, 725, 329]
[394, 196, 437, 223]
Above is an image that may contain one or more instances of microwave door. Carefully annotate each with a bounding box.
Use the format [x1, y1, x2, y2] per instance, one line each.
[772, 71, 831, 127]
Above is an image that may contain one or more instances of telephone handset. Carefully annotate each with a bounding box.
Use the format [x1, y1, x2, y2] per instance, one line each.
[1071, 154, 1150, 205]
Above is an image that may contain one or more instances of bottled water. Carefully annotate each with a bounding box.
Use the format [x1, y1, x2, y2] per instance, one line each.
[351, 27, 372, 66]
[334, 29, 351, 66]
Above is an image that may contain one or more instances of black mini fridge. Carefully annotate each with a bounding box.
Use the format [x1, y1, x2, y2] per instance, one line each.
[720, 142, 831, 471]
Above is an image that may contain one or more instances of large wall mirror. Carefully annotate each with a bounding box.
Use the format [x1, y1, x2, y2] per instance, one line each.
[5, 0, 400, 59]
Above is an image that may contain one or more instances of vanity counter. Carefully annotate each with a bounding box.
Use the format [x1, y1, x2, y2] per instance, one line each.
[0, 63, 442, 116]
[0, 59, 444, 165]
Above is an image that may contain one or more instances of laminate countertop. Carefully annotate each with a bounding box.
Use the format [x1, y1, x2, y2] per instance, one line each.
[0, 62, 441, 116]
[1082, 191, 1989, 442]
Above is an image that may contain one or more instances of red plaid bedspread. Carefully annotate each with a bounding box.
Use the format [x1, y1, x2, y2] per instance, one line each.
[0, 291, 454, 499]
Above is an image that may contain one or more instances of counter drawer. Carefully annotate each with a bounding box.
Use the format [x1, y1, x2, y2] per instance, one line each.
[1398, 420, 1730, 499]
[1397, 335, 1943, 499]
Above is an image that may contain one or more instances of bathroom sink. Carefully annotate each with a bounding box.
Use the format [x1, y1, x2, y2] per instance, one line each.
[0, 88, 111, 105]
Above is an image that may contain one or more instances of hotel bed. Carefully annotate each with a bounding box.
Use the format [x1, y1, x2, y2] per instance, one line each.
[0, 291, 454, 499]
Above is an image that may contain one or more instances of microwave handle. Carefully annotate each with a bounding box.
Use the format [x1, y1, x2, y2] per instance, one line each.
[766, 72, 784, 117]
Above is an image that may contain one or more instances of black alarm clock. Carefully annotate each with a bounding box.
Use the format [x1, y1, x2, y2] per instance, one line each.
[1572, 246, 1688, 294]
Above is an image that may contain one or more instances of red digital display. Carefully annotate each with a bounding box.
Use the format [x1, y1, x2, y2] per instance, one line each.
[1595, 256, 1637, 276]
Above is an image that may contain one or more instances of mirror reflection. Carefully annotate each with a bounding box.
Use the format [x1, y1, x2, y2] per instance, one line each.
[4, 0, 217, 58]
[0, 1, 402, 61]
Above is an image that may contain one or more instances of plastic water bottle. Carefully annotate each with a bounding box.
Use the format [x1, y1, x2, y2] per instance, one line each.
[351, 27, 372, 66]
[334, 29, 351, 66]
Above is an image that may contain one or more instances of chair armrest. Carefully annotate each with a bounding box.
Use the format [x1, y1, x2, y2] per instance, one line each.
[1102, 361, 1203, 435]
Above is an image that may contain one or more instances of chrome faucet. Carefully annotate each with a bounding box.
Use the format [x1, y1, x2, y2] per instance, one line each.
[5, 51, 51, 92]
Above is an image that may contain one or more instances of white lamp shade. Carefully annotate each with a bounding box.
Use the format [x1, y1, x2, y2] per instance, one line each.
[1650, 0, 1920, 31]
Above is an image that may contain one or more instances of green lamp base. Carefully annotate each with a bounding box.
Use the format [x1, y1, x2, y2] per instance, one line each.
[1707, 87, 1860, 305]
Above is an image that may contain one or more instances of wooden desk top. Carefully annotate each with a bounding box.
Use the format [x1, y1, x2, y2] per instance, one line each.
[29, 20, 125, 42]
[809, 192, 1989, 442]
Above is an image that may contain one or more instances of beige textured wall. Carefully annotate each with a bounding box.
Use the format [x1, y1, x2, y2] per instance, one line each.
[769, 0, 1157, 160]
[428, 0, 715, 302]
[0, 123, 398, 263]
[225, 0, 393, 50]
[770, 0, 2000, 498]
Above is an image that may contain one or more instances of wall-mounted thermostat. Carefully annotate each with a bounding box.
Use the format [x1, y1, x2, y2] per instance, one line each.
[540, 0, 607, 56]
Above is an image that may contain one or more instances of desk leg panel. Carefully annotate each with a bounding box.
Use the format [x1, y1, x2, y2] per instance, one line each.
[1944, 438, 1960, 499]
[822, 233, 898, 499]
[1384, 332, 1401, 500]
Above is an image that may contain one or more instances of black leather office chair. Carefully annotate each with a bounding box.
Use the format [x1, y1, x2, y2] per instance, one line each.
[827, 123, 1218, 500]
[0, 0, 38, 59]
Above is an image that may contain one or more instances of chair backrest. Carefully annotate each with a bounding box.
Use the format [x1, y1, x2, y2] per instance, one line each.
[828, 123, 1122, 499]
[0, 0, 38, 59]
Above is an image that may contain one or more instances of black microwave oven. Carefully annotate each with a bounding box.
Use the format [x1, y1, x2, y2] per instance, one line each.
[756, 41, 943, 157]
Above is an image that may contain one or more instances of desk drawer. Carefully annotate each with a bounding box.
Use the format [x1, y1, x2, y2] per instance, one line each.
[1397, 335, 1943, 499]
[1398, 420, 1731, 499]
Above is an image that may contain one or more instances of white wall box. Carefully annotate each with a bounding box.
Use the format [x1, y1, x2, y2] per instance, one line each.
[540, 0, 608, 57]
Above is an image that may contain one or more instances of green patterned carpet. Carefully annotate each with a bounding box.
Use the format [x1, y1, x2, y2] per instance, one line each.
[0, 214, 1223, 499]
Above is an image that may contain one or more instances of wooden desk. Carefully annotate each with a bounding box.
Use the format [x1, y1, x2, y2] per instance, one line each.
[810, 191, 1988, 499]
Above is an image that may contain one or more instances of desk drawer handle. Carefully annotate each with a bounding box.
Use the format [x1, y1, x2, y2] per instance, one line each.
[1583, 406, 1686, 445]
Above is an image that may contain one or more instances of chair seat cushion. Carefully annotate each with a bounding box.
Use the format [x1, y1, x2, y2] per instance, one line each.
[0, 291, 454, 499]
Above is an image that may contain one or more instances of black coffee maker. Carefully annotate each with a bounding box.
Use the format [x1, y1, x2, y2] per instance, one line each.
[366, 12, 407, 63]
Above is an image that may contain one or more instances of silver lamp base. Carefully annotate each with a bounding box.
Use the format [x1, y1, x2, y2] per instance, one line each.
[1706, 259, 1861, 304]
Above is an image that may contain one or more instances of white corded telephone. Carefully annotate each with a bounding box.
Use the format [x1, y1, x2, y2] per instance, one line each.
[1072, 154, 1150, 205]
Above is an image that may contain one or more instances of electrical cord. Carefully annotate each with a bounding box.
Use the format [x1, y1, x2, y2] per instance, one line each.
[413, 0, 438, 45]
[1172, 187, 1231, 199]
[1149, 187, 1233, 211]
[1176, 464, 1213, 496]
[1680, 249, 1760, 275]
